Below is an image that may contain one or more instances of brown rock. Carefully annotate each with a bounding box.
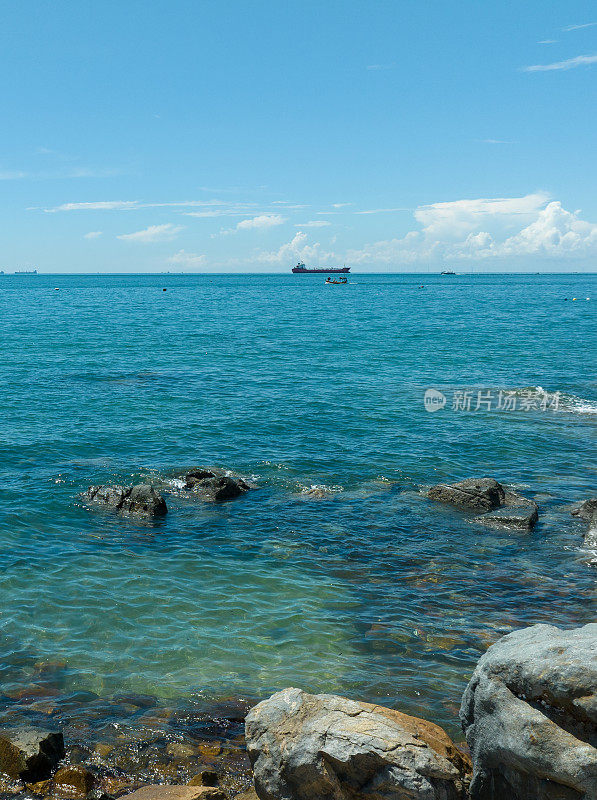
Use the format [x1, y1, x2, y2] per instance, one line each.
[233, 790, 258, 800]
[166, 741, 198, 759]
[53, 765, 96, 798]
[121, 788, 226, 800]
[26, 779, 52, 796]
[245, 688, 471, 799]
[94, 743, 114, 760]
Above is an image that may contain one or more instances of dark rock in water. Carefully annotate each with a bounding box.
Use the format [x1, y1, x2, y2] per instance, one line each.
[185, 469, 218, 486]
[429, 479, 539, 529]
[571, 498, 597, 521]
[53, 765, 96, 797]
[187, 475, 250, 503]
[83, 484, 167, 518]
[460, 623, 597, 800]
[121, 787, 226, 800]
[245, 688, 470, 799]
[571, 499, 597, 549]
[428, 478, 505, 511]
[0, 728, 65, 781]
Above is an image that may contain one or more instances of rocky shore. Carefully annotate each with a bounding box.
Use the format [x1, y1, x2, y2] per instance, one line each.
[0, 622, 594, 800]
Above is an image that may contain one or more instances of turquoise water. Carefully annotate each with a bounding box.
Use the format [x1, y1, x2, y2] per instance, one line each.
[0, 272, 595, 737]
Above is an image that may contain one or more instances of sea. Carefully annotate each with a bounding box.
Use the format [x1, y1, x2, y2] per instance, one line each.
[0, 272, 595, 752]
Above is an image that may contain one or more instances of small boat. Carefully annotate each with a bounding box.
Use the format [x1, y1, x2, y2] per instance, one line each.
[325, 276, 347, 285]
[441, 270, 456, 275]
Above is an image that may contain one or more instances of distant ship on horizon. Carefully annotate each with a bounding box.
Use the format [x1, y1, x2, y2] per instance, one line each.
[14, 269, 38, 274]
[291, 261, 350, 274]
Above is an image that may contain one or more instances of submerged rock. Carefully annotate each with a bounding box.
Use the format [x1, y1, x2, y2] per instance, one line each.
[83, 484, 167, 518]
[0, 728, 65, 782]
[245, 687, 470, 800]
[460, 622, 597, 800]
[474, 491, 538, 530]
[428, 478, 538, 529]
[53, 765, 96, 797]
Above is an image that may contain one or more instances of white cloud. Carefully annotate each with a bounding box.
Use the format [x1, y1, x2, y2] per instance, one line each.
[563, 22, 597, 31]
[294, 220, 331, 227]
[332, 203, 352, 208]
[252, 231, 330, 266]
[342, 193, 597, 265]
[117, 223, 184, 243]
[413, 193, 549, 239]
[538, 39, 557, 44]
[47, 201, 139, 213]
[236, 214, 286, 231]
[168, 249, 206, 268]
[480, 139, 515, 144]
[185, 209, 259, 218]
[524, 54, 597, 72]
[84, 231, 102, 239]
[491, 202, 597, 256]
[41, 199, 254, 213]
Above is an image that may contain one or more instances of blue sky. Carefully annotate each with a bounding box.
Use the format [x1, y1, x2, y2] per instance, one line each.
[2, 1, 597, 272]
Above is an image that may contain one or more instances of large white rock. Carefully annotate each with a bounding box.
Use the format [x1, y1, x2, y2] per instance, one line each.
[245, 688, 470, 800]
[460, 623, 597, 800]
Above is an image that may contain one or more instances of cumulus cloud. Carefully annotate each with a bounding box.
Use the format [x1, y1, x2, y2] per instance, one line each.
[524, 54, 597, 72]
[252, 231, 331, 265]
[168, 249, 206, 268]
[413, 193, 549, 239]
[343, 193, 597, 265]
[117, 223, 184, 242]
[84, 231, 103, 239]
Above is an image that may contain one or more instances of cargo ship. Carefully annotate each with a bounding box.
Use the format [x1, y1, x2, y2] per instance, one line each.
[292, 261, 350, 274]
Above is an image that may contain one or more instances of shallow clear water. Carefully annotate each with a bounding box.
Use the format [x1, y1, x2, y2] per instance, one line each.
[0, 272, 595, 737]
